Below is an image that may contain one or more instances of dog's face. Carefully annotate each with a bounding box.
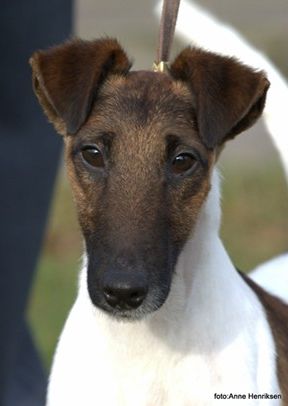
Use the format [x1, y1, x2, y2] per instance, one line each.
[30, 39, 269, 320]
[64, 71, 213, 319]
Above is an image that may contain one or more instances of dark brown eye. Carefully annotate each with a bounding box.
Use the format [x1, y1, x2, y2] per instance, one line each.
[171, 153, 197, 175]
[81, 146, 105, 168]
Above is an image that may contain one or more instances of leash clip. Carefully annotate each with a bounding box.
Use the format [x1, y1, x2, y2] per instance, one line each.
[153, 61, 170, 73]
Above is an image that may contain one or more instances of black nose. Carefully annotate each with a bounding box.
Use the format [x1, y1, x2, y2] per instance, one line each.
[103, 274, 148, 310]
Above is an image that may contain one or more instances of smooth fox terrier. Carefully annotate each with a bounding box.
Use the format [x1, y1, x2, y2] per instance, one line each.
[30, 8, 288, 405]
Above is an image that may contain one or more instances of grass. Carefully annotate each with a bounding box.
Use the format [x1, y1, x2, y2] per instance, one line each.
[28, 160, 288, 370]
[221, 161, 288, 270]
[28, 256, 78, 367]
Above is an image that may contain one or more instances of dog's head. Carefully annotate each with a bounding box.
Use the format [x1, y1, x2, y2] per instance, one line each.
[30, 38, 269, 320]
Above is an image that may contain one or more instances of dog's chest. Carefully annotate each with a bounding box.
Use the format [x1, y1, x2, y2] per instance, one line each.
[96, 338, 267, 406]
[47, 298, 280, 406]
[52, 340, 268, 406]
[104, 350, 240, 406]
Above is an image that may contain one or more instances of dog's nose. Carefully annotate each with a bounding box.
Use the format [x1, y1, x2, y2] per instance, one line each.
[103, 274, 148, 310]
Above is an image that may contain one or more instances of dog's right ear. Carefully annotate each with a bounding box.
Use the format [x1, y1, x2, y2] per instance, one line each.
[30, 38, 131, 135]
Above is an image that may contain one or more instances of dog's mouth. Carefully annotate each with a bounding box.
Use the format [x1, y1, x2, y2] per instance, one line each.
[101, 306, 150, 322]
[91, 291, 170, 321]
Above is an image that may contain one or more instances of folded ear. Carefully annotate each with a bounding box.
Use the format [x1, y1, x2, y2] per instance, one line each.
[30, 38, 131, 135]
[170, 47, 269, 149]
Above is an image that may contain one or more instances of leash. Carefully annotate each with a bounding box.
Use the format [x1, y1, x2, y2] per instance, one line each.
[153, 0, 181, 73]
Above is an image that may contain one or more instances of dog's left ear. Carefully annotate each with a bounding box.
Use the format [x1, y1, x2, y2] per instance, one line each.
[30, 38, 131, 135]
[170, 47, 270, 149]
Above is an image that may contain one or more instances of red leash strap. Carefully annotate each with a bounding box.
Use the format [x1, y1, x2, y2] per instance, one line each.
[154, 0, 181, 72]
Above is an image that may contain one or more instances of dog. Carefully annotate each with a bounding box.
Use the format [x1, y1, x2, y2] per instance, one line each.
[30, 4, 288, 405]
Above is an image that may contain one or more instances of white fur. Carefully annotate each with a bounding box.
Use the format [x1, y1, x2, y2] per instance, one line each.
[47, 171, 280, 405]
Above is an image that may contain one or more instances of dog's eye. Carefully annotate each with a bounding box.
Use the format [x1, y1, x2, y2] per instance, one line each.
[81, 146, 105, 168]
[171, 153, 197, 175]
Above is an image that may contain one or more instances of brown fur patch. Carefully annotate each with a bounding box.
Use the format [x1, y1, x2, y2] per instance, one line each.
[29, 38, 131, 135]
[242, 273, 288, 404]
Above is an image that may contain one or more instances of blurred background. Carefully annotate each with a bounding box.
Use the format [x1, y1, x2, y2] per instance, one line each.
[27, 0, 288, 370]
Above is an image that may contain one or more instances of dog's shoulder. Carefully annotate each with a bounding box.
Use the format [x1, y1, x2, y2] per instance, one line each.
[241, 271, 288, 403]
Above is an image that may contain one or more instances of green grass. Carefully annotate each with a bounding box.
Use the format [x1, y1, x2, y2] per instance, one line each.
[221, 161, 288, 270]
[28, 161, 288, 370]
[28, 256, 78, 368]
